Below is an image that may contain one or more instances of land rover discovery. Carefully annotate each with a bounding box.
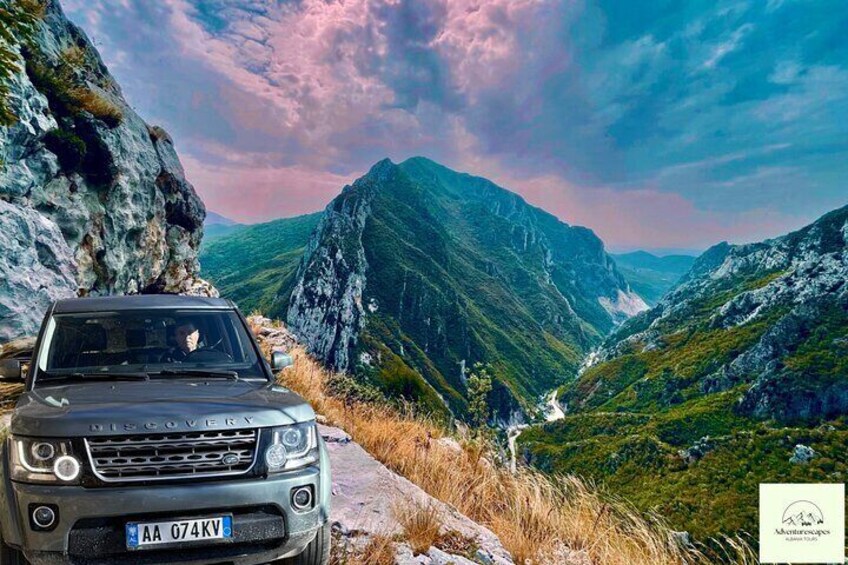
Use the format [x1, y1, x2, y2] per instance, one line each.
[0, 295, 331, 565]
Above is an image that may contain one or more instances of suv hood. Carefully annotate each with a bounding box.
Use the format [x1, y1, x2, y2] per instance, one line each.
[10, 380, 315, 437]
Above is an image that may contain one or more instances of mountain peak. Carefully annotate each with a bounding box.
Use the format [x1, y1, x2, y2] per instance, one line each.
[365, 157, 398, 181]
[286, 157, 645, 421]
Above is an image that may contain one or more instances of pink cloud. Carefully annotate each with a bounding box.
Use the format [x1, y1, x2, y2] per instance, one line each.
[508, 175, 807, 249]
[161, 0, 400, 167]
[433, 0, 574, 96]
[181, 153, 353, 223]
[445, 122, 809, 249]
[156, 0, 565, 169]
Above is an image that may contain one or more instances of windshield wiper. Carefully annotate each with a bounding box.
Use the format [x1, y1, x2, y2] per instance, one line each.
[151, 369, 240, 381]
[41, 371, 150, 382]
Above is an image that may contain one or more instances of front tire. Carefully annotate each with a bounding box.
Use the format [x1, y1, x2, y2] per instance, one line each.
[277, 523, 330, 565]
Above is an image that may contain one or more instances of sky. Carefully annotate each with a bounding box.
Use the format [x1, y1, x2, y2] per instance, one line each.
[62, 0, 848, 253]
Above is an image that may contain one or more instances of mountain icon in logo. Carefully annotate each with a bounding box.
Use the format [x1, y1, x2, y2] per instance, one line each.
[782, 500, 825, 527]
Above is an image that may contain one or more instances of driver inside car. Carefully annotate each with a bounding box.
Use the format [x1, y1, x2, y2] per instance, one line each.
[161, 321, 201, 362]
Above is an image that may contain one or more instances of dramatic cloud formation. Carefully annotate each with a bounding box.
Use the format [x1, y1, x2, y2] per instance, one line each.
[63, 0, 848, 251]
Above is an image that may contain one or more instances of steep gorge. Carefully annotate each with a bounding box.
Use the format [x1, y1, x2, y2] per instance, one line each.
[519, 203, 848, 541]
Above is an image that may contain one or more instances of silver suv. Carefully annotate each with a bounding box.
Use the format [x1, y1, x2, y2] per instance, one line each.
[0, 295, 331, 565]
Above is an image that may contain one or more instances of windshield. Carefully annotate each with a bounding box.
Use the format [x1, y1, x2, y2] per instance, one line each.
[34, 309, 267, 385]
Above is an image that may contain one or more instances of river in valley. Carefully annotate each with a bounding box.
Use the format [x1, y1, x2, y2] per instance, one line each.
[507, 389, 565, 472]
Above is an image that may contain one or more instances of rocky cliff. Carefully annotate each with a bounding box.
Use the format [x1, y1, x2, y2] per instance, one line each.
[592, 203, 848, 422]
[0, 0, 207, 340]
[285, 157, 646, 421]
[519, 203, 848, 542]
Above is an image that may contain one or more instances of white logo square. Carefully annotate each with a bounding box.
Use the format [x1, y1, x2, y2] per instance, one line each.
[760, 483, 845, 563]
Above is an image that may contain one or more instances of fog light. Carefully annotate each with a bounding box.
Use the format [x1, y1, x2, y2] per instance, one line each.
[32, 506, 56, 529]
[53, 455, 81, 482]
[265, 444, 287, 470]
[292, 486, 313, 510]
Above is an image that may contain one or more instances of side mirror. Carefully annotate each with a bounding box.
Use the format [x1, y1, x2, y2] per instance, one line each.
[270, 351, 293, 371]
[0, 359, 24, 382]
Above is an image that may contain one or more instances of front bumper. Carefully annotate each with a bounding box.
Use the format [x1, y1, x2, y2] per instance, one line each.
[4, 466, 329, 565]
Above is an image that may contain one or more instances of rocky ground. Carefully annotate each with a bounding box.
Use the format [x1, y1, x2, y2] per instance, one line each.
[323, 424, 513, 565]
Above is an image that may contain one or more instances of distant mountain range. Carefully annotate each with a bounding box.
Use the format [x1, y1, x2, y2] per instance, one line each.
[519, 203, 848, 542]
[200, 213, 320, 313]
[203, 211, 245, 242]
[202, 157, 647, 421]
[610, 251, 695, 305]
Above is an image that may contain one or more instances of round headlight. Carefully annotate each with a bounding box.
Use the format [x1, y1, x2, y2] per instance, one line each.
[31, 442, 55, 462]
[53, 455, 81, 482]
[281, 428, 303, 448]
[265, 444, 287, 470]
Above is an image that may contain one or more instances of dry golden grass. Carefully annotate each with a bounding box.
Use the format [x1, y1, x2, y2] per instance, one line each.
[391, 498, 442, 555]
[67, 86, 123, 125]
[358, 535, 396, 565]
[275, 346, 756, 565]
[330, 533, 395, 565]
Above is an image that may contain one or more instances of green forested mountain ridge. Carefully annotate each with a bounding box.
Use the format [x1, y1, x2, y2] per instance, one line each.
[519, 204, 848, 541]
[610, 251, 695, 305]
[285, 157, 647, 421]
[199, 213, 321, 314]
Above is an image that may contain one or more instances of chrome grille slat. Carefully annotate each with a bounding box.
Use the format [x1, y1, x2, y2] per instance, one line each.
[85, 429, 258, 483]
[88, 439, 253, 452]
[87, 430, 255, 447]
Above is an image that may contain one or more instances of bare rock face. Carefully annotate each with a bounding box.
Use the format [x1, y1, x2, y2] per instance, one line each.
[590, 204, 848, 423]
[0, 1, 206, 340]
[0, 200, 76, 339]
[286, 162, 378, 373]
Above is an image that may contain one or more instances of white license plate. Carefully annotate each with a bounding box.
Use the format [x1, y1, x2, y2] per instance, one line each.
[126, 516, 233, 549]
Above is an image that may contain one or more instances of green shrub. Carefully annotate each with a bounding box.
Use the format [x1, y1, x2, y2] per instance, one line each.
[43, 127, 86, 171]
[0, 0, 43, 125]
[466, 363, 493, 430]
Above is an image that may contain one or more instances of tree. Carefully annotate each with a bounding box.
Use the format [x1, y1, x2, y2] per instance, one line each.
[466, 362, 493, 431]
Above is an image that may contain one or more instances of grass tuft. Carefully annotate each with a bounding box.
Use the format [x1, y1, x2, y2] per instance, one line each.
[391, 498, 442, 555]
[25, 45, 123, 127]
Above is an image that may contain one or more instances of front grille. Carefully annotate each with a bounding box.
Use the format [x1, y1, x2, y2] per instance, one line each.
[85, 429, 258, 482]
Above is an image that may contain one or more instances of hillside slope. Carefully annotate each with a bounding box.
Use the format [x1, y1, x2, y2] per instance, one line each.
[249, 317, 706, 565]
[520, 204, 848, 541]
[0, 0, 207, 340]
[286, 157, 646, 421]
[611, 251, 695, 305]
[200, 213, 321, 314]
